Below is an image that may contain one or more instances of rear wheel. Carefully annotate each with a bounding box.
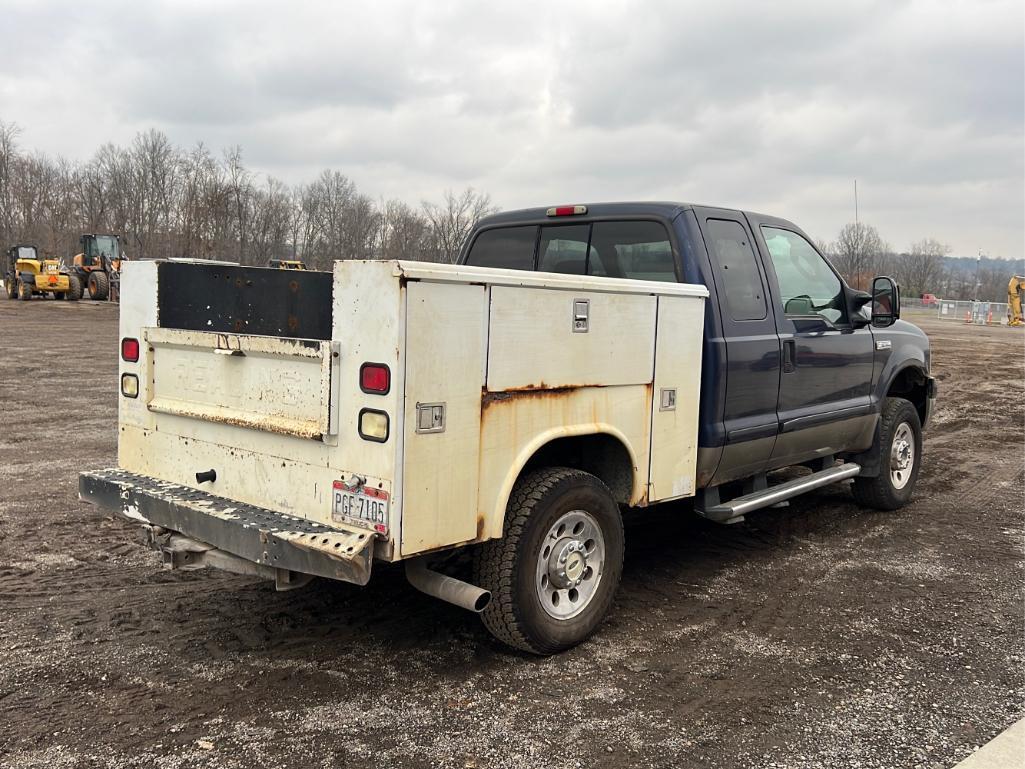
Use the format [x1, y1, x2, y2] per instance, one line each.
[852, 397, 922, 510]
[473, 467, 625, 655]
[54, 290, 64, 300]
[87, 271, 109, 300]
[18, 280, 31, 301]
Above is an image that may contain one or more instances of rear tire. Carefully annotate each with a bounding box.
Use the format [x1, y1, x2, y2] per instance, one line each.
[67, 275, 82, 301]
[473, 467, 625, 655]
[18, 280, 31, 301]
[87, 271, 109, 300]
[852, 397, 922, 510]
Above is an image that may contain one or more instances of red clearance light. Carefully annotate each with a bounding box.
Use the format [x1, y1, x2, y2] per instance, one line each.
[546, 205, 588, 217]
[121, 337, 140, 362]
[360, 363, 390, 394]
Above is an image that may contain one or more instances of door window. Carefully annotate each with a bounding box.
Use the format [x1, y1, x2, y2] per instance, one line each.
[705, 219, 767, 321]
[762, 227, 845, 324]
[538, 225, 590, 274]
[465, 226, 538, 270]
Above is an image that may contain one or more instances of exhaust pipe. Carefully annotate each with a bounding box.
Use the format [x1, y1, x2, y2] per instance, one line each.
[405, 558, 491, 613]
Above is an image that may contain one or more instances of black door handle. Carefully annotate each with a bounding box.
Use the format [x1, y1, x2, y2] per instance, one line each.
[783, 339, 796, 373]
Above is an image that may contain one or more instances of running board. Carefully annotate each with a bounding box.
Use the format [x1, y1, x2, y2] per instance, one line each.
[697, 463, 862, 524]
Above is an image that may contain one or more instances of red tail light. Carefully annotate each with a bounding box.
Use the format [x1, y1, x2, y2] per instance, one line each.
[121, 337, 140, 362]
[360, 363, 390, 394]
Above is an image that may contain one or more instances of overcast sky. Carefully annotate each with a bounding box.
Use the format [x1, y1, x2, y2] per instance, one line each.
[2, 0, 1022, 257]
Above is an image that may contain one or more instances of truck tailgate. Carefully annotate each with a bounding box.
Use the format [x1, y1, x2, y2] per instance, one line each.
[145, 328, 338, 441]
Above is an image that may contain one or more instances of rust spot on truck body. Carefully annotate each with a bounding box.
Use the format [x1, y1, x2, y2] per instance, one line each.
[481, 382, 596, 410]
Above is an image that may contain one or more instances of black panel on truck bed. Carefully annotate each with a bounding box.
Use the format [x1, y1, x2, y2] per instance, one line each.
[156, 261, 333, 340]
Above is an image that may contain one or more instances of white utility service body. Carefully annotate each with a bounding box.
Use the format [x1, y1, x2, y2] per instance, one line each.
[82, 259, 706, 636]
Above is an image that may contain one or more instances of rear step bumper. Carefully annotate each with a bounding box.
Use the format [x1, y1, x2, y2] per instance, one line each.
[79, 468, 374, 585]
[697, 462, 861, 524]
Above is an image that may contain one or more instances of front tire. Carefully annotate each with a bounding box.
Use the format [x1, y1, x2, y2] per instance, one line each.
[852, 397, 922, 510]
[67, 275, 82, 301]
[87, 271, 109, 300]
[4, 276, 15, 299]
[474, 467, 624, 655]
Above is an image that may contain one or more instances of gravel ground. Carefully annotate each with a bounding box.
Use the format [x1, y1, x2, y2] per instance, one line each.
[0, 301, 1022, 769]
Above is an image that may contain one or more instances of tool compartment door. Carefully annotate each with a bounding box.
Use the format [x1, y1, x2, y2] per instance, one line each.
[400, 280, 487, 555]
[486, 287, 657, 390]
[648, 295, 705, 500]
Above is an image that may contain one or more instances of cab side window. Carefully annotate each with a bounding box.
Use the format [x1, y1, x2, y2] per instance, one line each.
[705, 219, 767, 321]
[761, 227, 845, 324]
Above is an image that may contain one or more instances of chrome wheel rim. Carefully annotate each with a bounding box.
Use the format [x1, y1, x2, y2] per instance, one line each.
[535, 510, 606, 620]
[889, 422, 915, 490]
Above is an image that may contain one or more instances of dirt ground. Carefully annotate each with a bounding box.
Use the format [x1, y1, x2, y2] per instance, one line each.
[0, 301, 1021, 769]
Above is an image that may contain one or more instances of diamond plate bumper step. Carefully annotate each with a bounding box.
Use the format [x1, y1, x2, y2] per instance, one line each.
[79, 468, 374, 585]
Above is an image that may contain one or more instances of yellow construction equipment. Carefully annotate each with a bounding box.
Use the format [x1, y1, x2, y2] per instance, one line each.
[1008, 276, 1025, 327]
[70, 233, 123, 300]
[268, 258, 308, 270]
[3, 244, 81, 301]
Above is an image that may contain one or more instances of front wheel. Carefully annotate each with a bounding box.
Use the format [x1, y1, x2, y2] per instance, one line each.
[852, 397, 923, 510]
[473, 467, 624, 655]
[87, 271, 109, 300]
[67, 275, 82, 301]
[4, 276, 16, 299]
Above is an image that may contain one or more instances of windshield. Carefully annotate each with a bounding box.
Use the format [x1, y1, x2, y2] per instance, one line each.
[16, 246, 38, 260]
[92, 236, 119, 260]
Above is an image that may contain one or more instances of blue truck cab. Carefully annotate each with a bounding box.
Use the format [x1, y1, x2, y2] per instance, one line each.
[459, 202, 936, 521]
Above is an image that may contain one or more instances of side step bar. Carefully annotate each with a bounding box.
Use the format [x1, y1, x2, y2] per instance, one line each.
[697, 463, 861, 524]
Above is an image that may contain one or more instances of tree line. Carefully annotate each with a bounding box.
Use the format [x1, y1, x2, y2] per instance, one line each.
[0, 122, 496, 269]
[821, 222, 1021, 303]
[2, 120, 1018, 300]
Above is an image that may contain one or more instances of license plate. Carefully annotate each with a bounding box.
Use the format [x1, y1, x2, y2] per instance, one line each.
[332, 480, 389, 534]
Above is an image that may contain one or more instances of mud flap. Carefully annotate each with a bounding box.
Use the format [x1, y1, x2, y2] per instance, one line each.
[79, 468, 375, 585]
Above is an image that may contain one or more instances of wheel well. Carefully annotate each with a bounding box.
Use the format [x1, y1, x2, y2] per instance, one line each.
[888, 366, 928, 425]
[521, 433, 635, 504]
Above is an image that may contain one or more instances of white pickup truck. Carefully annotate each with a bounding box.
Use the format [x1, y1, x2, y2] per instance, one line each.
[81, 202, 933, 654]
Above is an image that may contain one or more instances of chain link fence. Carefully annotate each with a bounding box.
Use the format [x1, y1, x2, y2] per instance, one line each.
[922, 298, 1013, 325]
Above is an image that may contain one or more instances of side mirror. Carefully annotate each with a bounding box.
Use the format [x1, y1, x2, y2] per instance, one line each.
[871, 276, 900, 328]
[847, 287, 872, 327]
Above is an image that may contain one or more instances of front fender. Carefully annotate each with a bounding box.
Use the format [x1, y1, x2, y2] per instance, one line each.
[871, 321, 929, 407]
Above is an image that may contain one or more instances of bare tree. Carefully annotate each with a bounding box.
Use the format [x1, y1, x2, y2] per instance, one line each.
[422, 188, 496, 263]
[0, 120, 20, 247]
[892, 238, 949, 297]
[224, 145, 253, 263]
[830, 222, 885, 290]
[377, 200, 431, 261]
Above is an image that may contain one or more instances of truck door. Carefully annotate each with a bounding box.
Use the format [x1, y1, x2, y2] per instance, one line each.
[749, 217, 875, 466]
[695, 209, 781, 485]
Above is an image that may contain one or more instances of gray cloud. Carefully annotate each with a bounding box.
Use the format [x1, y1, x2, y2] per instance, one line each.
[1, 0, 1021, 256]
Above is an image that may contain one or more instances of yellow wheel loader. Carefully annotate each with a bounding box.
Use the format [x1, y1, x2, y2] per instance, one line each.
[1008, 276, 1025, 327]
[3, 244, 82, 301]
[70, 233, 123, 300]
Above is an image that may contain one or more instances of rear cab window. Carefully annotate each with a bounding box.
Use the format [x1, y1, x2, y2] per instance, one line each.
[465, 219, 678, 282]
[463, 226, 537, 270]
